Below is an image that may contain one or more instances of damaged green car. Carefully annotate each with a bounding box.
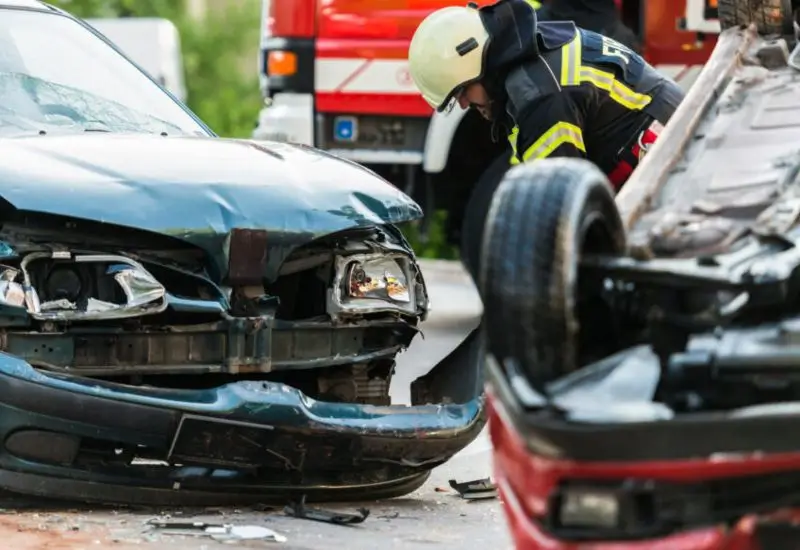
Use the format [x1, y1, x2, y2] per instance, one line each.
[0, 0, 485, 505]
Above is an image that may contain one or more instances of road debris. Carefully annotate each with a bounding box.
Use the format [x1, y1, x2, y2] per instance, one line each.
[448, 478, 498, 500]
[284, 495, 370, 525]
[146, 518, 287, 542]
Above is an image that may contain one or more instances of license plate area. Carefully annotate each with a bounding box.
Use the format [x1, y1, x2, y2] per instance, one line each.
[167, 414, 360, 471]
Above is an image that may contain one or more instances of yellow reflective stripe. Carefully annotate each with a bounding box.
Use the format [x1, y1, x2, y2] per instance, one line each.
[508, 126, 519, 152]
[525, 0, 542, 8]
[521, 122, 586, 162]
[579, 66, 652, 111]
[508, 126, 520, 164]
[559, 32, 582, 86]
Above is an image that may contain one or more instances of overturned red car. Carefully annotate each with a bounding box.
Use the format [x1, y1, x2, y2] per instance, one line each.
[480, 0, 800, 548]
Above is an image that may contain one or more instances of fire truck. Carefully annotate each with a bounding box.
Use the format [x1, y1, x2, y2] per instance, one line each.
[253, 0, 721, 272]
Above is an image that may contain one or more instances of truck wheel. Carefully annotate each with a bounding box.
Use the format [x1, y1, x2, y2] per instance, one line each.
[718, 0, 794, 35]
[460, 153, 510, 281]
[479, 158, 626, 389]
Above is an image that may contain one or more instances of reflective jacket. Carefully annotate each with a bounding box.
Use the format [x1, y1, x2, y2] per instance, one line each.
[478, 0, 684, 174]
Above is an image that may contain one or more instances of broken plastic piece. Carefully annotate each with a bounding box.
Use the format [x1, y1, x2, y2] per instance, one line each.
[0, 268, 25, 308]
[449, 477, 498, 500]
[145, 518, 286, 542]
[284, 495, 370, 525]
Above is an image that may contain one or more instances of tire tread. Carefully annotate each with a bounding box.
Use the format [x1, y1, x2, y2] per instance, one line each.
[480, 159, 624, 388]
[717, 0, 793, 34]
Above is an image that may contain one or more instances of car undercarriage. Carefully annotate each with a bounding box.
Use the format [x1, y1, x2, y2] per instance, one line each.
[487, 13, 800, 428]
[562, 22, 800, 424]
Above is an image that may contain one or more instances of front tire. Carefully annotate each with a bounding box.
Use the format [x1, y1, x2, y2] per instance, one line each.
[479, 158, 626, 390]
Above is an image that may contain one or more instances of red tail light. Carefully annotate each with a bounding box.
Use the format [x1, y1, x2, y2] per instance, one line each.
[268, 0, 315, 38]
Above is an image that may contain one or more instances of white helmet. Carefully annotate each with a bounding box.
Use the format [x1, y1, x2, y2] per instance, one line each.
[408, 4, 490, 112]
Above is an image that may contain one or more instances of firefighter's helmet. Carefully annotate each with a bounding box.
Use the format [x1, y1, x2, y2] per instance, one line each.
[408, 4, 490, 112]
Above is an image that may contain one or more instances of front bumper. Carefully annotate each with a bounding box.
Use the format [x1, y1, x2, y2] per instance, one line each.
[485, 352, 800, 550]
[0, 327, 486, 506]
[497, 469, 798, 550]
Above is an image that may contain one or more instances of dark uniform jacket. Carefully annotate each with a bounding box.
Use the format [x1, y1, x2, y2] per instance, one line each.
[536, 0, 642, 53]
[478, 0, 684, 174]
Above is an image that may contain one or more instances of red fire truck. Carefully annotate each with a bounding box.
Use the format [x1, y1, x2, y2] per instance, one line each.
[253, 0, 720, 266]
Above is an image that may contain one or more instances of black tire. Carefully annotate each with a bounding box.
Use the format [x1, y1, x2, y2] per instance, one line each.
[460, 153, 511, 281]
[479, 158, 626, 390]
[718, 0, 794, 35]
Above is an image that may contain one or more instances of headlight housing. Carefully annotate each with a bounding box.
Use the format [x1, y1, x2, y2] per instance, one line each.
[547, 481, 686, 540]
[558, 487, 621, 529]
[327, 253, 425, 318]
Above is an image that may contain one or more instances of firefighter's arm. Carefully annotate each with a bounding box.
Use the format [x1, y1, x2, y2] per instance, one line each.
[514, 93, 586, 163]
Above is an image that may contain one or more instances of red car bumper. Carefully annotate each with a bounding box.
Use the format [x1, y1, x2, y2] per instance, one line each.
[487, 390, 800, 550]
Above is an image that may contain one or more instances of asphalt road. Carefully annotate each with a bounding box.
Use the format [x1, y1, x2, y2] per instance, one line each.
[0, 259, 513, 550]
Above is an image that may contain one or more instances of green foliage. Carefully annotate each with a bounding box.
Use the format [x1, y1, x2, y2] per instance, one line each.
[175, 3, 263, 139]
[50, 0, 262, 139]
[399, 211, 460, 260]
[50, 0, 184, 19]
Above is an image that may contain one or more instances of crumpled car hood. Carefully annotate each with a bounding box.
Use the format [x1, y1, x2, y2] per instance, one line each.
[0, 134, 422, 279]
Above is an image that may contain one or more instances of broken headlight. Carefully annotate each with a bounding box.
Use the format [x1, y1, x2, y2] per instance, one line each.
[347, 259, 410, 303]
[0, 252, 169, 321]
[329, 254, 421, 317]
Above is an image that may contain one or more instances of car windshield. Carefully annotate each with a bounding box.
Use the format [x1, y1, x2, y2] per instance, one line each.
[0, 7, 210, 137]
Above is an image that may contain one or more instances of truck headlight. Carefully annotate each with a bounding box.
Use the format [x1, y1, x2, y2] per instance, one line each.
[328, 254, 423, 317]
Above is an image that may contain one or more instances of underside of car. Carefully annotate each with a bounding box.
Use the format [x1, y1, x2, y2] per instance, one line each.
[480, 0, 800, 547]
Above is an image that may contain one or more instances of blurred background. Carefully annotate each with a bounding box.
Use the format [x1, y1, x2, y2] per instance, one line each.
[52, 0, 263, 141]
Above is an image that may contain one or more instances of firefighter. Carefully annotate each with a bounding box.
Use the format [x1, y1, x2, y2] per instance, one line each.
[408, 0, 684, 190]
